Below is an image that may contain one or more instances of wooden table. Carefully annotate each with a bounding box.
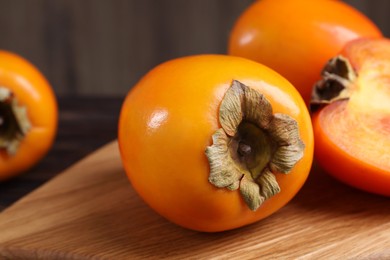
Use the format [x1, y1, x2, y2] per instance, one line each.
[0, 96, 123, 211]
[0, 96, 389, 259]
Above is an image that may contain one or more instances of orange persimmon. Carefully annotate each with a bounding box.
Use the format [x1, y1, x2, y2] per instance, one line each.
[228, 0, 382, 105]
[0, 51, 57, 180]
[118, 55, 313, 232]
[311, 38, 390, 196]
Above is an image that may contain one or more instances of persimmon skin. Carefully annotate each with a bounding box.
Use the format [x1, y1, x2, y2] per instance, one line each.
[118, 55, 313, 232]
[228, 0, 382, 105]
[0, 51, 58, 180]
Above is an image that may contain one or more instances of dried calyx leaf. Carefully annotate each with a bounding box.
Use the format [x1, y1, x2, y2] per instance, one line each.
[0, 87, 31, 155]
[206, 80, 305, 211]
[311, 55, 357, 112]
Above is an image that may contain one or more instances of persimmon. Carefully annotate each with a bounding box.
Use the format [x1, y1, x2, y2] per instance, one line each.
[0, 51, 57, 180]
[228, 0, 382, 105]
[118, 55, 313, 232]
[311, 38, 390, 196]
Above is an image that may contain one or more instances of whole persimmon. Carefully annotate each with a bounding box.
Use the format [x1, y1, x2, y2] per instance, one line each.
[118, 55, 313, 232]
[0, 51, 57, 180]
[311, 38, 390, 196]
[228, 0, 382, 105]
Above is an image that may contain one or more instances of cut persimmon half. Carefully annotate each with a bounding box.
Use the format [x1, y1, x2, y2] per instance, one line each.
[311, 38, 390, 196]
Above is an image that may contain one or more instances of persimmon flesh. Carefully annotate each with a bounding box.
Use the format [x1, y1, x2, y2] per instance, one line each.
[312, 38, 390, 196]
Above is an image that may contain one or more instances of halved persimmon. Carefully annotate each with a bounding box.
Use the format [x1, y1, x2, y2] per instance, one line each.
[311, 38, 390, 196]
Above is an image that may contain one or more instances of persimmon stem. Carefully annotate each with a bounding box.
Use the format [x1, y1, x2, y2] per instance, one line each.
[232, 121, 273, 181]
[238, 142, 252, 157]
[0, 87, 31, 155]
[206, 80, 305, 211]
[311, 55, 356, 112]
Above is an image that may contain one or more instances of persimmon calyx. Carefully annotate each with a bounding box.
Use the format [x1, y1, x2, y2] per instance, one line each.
[311, 55, 357, 112]
[205, 80, 305, 211]
[0, 87, 31, 155]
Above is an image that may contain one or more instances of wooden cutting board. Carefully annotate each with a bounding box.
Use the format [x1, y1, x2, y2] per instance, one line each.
[0, 141, 389, 259]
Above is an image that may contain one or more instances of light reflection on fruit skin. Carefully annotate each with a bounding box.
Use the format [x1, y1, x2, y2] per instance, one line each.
[147, 109, 169, 132]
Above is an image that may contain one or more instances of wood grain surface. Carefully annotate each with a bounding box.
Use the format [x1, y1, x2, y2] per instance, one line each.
[0, 141, 389, 259]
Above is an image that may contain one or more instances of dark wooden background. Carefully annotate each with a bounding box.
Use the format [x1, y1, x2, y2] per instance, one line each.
[0, 0, 390, 214]
[0, 0, 389, 96]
